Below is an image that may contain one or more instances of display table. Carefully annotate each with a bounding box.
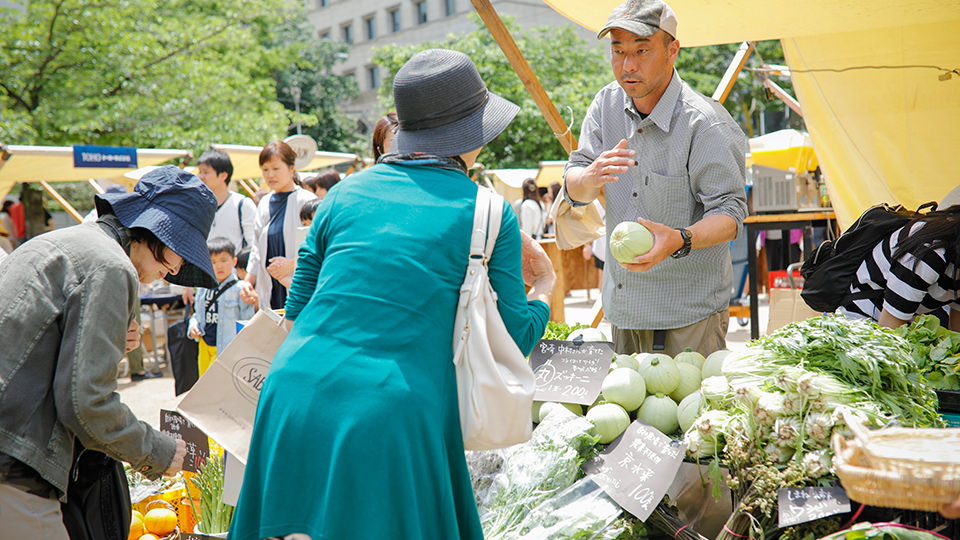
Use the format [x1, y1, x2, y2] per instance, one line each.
[743, 211, 837, 339]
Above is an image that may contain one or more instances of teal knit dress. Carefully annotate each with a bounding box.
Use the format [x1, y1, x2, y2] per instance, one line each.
[228, 162, 550, 540]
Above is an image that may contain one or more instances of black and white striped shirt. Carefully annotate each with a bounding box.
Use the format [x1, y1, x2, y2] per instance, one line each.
[841, 222, 960, 323]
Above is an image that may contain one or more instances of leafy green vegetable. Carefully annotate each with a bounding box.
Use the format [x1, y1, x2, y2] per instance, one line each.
[757, 315, 940, 427]
[542, 321, 588, 341]
[894, 314, 960, 390]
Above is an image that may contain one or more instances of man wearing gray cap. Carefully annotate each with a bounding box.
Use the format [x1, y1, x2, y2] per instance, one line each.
[561, 0, 748, 357]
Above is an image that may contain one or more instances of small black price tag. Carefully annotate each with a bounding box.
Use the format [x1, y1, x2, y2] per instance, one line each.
[529, 339, 615, 405]
[160, 409, 210, 474]
[777, 486, 851, 527]
[582, 420, 687, 521]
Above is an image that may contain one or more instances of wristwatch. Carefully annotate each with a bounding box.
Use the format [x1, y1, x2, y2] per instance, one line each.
[670, 228, 692, 259]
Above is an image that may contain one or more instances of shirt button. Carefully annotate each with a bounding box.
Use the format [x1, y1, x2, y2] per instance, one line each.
[637, 128, 643, 134]
[617, 283, 623, 289]
[632, 192, 638, 197]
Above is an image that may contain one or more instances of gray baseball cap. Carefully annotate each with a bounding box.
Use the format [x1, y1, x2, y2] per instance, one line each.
[598, 0, 678, 40]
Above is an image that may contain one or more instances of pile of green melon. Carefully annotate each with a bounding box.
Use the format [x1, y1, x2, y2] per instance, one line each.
[534, 330, 732, 445]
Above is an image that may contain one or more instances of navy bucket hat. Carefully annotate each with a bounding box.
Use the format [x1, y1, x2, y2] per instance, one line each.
[95, 165, 218, 288]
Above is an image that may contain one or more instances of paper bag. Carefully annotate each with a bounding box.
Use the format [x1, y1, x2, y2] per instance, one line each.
[550, 184, 605, 250]
[176, 309, 290, 464]
[766, 288, 821, 334]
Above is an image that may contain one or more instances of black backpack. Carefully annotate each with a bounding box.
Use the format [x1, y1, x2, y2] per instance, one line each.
[799, 201, 938, 312]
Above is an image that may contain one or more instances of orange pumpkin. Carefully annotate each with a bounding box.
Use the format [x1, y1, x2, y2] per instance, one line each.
[143, 507, 178, 536]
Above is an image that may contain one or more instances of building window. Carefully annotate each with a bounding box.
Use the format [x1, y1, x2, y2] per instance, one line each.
[415, 1, 428, 24]
[445, 0, 456, 16]
[343, 69, 356, 86]
[341, 23, 353, 44]
[367, 66, 381, 90]
[364, 16, 376, 40]
[319, 0, 328, 6]
[318, 29, 331, 40]
[388, 8, 401, 32]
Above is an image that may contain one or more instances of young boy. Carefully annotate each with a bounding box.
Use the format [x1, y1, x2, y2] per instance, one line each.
[188, 237, 257, 375]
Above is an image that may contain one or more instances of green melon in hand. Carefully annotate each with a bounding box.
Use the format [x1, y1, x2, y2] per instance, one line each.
[609, 221, 655, 264]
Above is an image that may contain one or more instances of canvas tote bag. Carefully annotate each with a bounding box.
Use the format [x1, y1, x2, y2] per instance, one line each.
[550, 184, 605, 250]
[454, 188, 536, 450]
[177, 309, 290, 464]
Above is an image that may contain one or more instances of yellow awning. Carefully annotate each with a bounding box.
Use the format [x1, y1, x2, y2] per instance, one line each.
[0, 145, 189, 200]
[749, 129, 818, 173]
[542, 0, 960, 227]
[211, 144, 357, 181]
[542, 0, 957, 48]
[535, 161, 566, 188]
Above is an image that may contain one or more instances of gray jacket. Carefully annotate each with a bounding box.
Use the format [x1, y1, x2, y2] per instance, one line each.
[0, 219, 177, 500]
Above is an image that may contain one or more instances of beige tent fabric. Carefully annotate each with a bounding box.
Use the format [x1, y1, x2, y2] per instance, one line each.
[0, 146, 189, 201]
[782, 20, 960, 227]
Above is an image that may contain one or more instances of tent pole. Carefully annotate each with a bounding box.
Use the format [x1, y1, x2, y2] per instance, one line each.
[712, 41, 755, 104]
[87, 178, 105, 194]
[237, 178, 258, 198]
[469, 0, 578, 154]
[38, 180, 83, 223]
[754, 72, 804, 117]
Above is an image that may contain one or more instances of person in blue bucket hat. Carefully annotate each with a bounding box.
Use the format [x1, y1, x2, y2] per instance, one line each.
[0, 165, 217, 538]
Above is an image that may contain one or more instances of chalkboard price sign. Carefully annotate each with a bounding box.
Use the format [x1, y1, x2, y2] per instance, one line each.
[582, 420, 687, 521]
[777, 486, 851, 527]
[160, 409, 210, 474]
[528, 339, 615, 405]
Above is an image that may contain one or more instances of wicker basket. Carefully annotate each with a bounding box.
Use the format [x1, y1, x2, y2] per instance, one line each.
[832, 412, 960, 512]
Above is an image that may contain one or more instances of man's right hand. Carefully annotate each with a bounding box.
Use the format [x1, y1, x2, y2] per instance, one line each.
[566, 139, 636, 201]
[181, 288, 195, 305]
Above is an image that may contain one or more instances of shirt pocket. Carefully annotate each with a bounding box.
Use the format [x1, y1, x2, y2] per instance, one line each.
[639, 171, 694, 228]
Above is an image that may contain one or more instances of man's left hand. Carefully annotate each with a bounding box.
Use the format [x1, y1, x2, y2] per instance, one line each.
[618, 217, 684, 272]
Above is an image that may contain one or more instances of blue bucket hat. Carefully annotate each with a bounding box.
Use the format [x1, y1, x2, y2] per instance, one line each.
[94, 165, 218, 288]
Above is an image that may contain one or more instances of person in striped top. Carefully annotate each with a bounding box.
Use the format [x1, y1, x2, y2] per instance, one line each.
[838, 204, 960, 330]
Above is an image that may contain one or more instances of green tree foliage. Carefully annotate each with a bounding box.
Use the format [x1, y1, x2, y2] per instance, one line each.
[0, 0, 358, 155]
[373, 15, 610, 169]
[269, 21, 365, 153]
[373, 18, 801, 169]
[676, 41, 803, 137]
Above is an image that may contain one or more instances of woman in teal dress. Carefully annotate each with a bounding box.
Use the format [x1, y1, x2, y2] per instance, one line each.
[229, 49, 557, 540]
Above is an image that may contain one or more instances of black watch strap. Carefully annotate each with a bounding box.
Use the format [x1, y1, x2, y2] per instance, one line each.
[562, 184, 591, 208]
[670, 228, 692, 259]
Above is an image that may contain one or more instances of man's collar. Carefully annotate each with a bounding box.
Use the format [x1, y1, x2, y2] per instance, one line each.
[621, 69, 682, 133]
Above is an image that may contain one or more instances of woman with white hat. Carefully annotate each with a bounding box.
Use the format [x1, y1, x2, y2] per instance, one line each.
[0, 166, 219, 538]
[230, 50, 557, 540]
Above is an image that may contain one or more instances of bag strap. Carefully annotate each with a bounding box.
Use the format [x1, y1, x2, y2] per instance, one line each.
[236, 195, 247, 249]
[204, 277, 238, 313]
[470, 188, 491, 261]
[469, 188, 504, 263]
[484, 192, 503, 261]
